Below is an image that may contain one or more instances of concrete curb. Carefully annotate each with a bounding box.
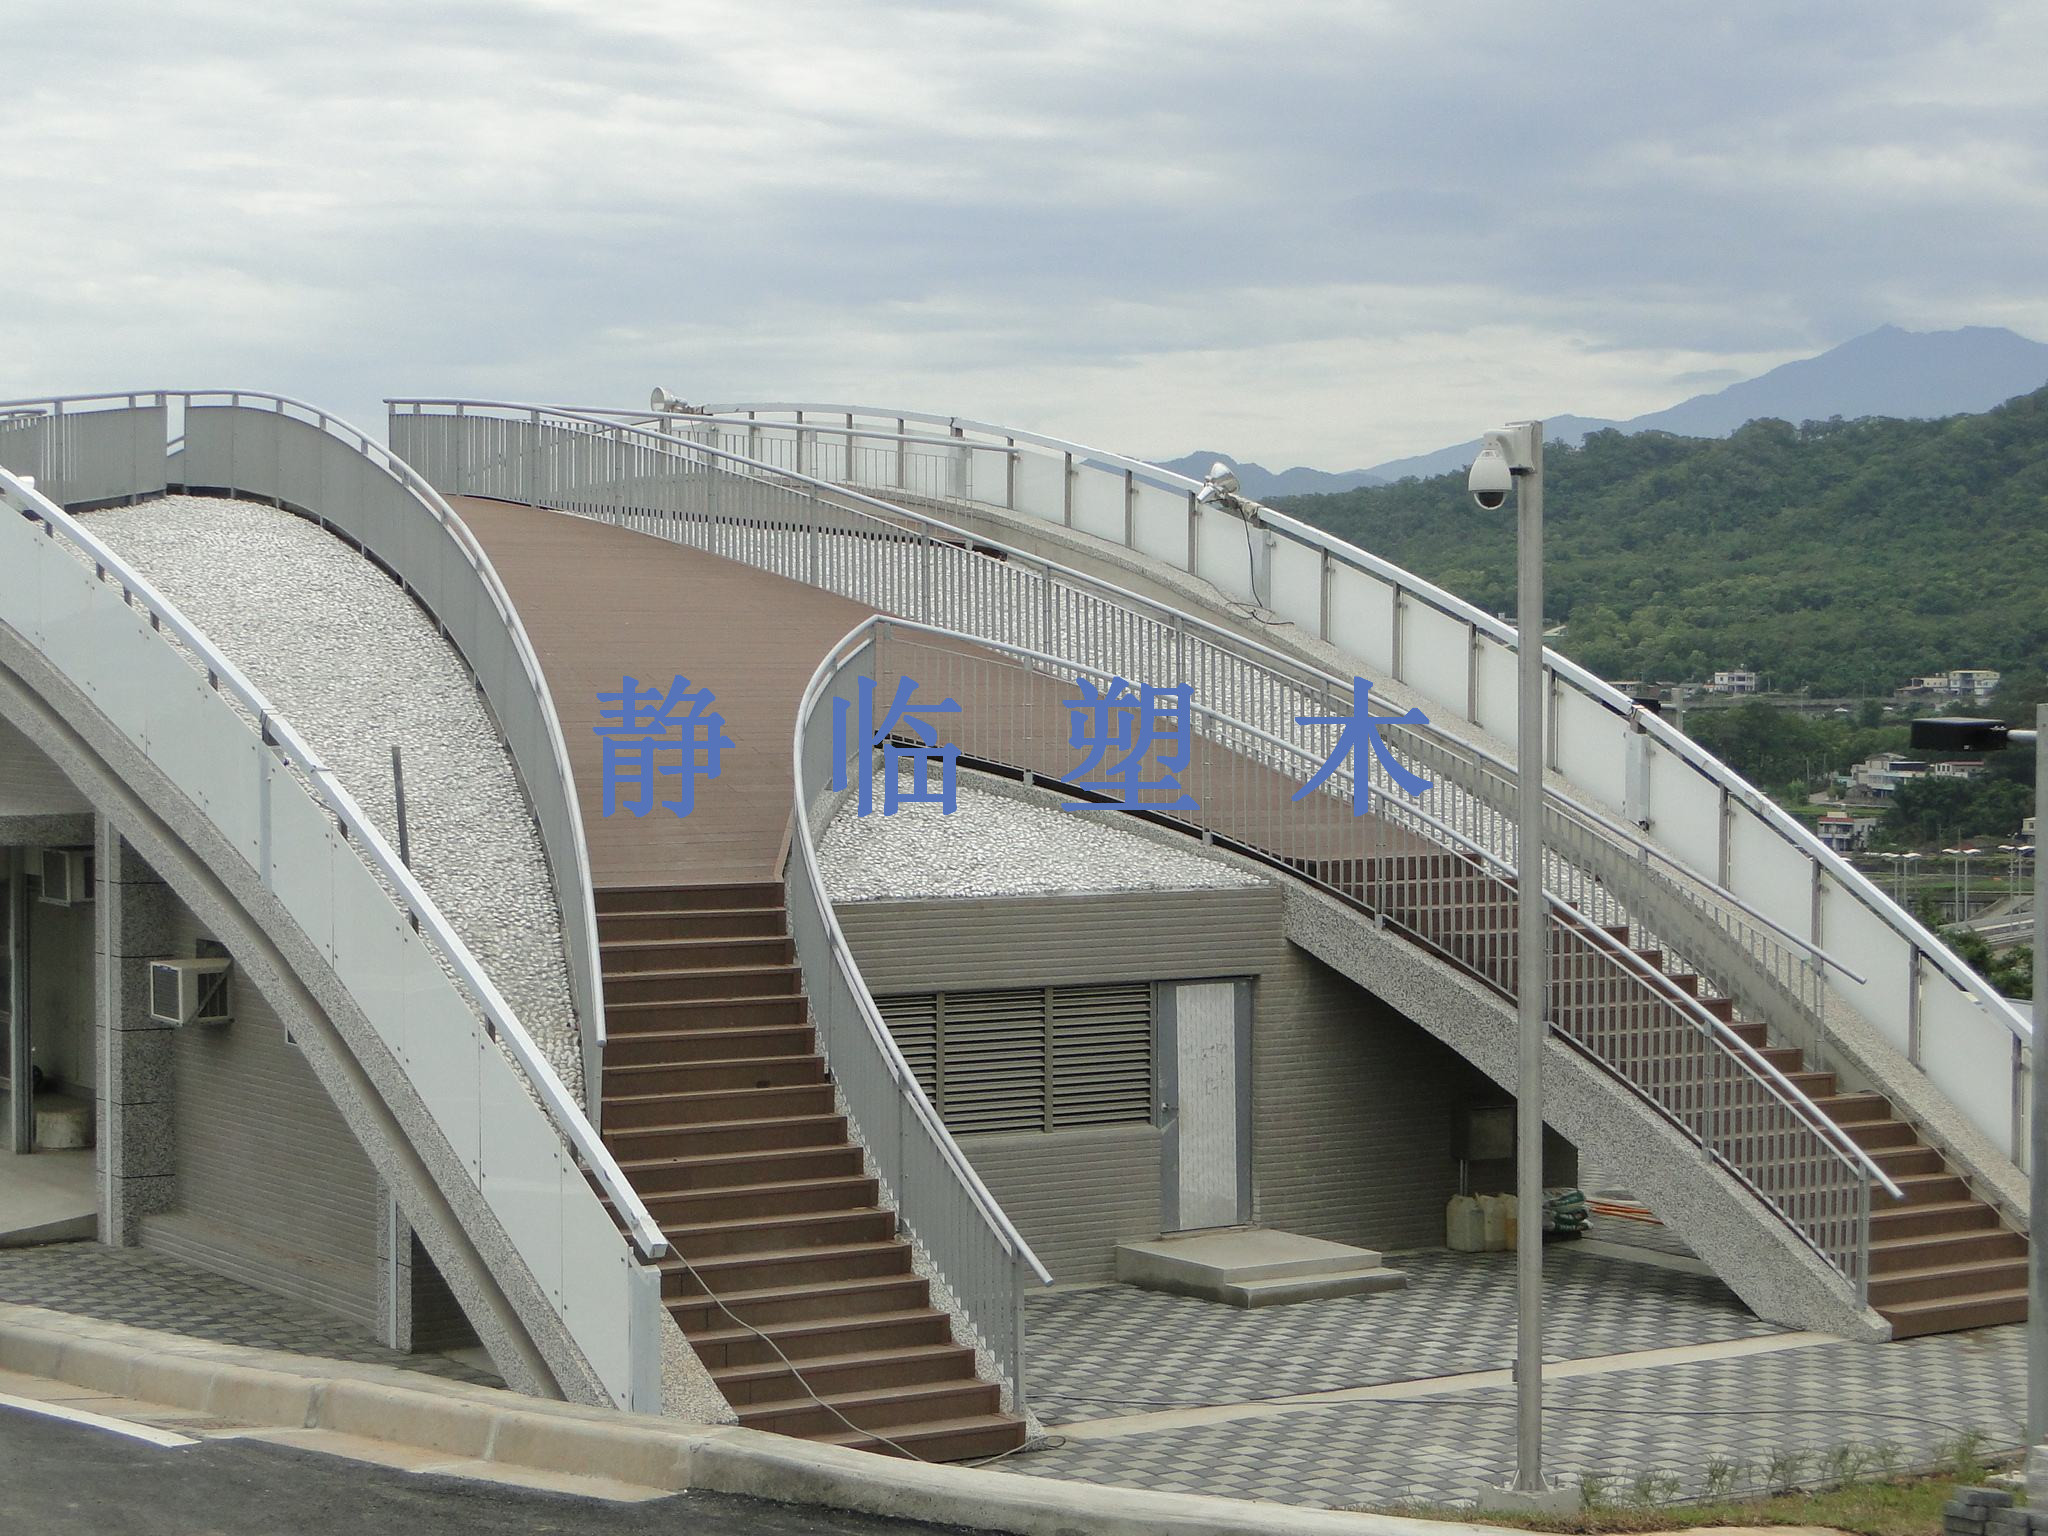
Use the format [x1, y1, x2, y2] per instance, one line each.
[0, 1301, 1507, 1536]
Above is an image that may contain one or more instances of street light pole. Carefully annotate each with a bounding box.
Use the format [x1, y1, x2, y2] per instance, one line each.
[1471, 420, 1554, 1503]
[2032, 705, 2046, 1444]
[1515, 423, 1547, 1495]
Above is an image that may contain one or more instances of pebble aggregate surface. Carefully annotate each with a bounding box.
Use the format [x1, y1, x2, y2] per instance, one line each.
[819, 773, 1264, 901]
[80, 496, 582, 1094]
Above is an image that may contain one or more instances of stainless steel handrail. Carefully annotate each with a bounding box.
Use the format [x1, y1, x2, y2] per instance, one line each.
[674, 397, 2027, 1044]
[790, 631, 1056, 1289]
[389, 397, 1843, 993]
[824, 614, 1898, 1277]
[0, 447, 663, 1261]
[0, 389, 612, 1080]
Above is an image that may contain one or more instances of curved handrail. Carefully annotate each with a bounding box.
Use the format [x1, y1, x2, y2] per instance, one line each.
[673, 397, 2027, 1044]
[808, 614, 1898, 1270]
[0, 390, 611, 1085]
[789, 630, 1054, 1287]
[388, 397, 1847, 986]
[0, 452, 662, 1260]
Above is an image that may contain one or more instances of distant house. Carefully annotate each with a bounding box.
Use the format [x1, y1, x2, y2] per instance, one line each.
[1847, 753, 1930, 801]
[1817, 812, 1880, 854]
[1931, 759, 1986, 780]
[1895, 668, 2002, 703]
[1710, 669, 1759, 695]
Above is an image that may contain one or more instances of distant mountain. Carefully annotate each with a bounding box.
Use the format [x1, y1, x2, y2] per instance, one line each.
[1362, 325, 2048, 482]
[1149, 451, 1384, 499]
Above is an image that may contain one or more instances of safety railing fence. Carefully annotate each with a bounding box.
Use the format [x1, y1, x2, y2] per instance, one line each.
[0, 461, 666, 1411]
[599, 398, 2031, 1175]
[790, 631, 1052, 1411]
[0, 391, 609, 1124]
[848, 617, 1895, 1299]
[389, 401, 1841, 1048]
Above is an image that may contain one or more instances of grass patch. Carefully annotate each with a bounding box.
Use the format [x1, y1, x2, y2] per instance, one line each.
[1370, 1440, 2014, 1536]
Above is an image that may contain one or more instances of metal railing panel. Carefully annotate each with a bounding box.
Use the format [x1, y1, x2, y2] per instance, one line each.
[3, 393, 609, 1129]
[0, 459, 666, 1411]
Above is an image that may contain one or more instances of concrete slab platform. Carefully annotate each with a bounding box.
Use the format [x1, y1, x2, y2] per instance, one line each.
[1115, 1229, 1406, 1307]
[0, 1148, 96, 1246]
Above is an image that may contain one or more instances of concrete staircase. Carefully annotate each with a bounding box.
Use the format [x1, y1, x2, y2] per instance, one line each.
[1313, 853, 2027, 1340]
[594, 881, 1026, 1461]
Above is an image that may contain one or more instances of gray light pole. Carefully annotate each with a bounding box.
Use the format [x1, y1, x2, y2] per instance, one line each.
[2031, 705, 2045, 1444]
[1470, 422, 1560, 1506]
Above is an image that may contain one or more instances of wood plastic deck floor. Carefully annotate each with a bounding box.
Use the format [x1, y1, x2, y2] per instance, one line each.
[455, 497, 873, 889]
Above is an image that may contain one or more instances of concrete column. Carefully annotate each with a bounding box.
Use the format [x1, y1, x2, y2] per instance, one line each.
[93, 820, 178, 1244]
[377, 1183, 414, 1352]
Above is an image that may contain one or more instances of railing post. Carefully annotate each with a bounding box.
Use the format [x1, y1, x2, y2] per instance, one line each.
[1122, 468, 1135, 548]
[1011, 1257, 1029, 1416]
[1062, 452, 1074, 526]
[1906, 945, 1922, 1066]
[1856, 1177, 1871, 1307]
[1186, 490, 1198, 574]
[896, 419, 907, 490]
[1005, 437, 1017, 510]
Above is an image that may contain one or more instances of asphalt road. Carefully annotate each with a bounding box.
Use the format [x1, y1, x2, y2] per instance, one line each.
[0, 1405, 978, 1536]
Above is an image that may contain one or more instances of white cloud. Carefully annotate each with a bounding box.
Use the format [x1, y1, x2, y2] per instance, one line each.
[1, 0, 2044, 463]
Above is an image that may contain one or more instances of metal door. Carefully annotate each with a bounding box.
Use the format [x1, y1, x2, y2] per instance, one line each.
[1158, 979, 1251, 1231]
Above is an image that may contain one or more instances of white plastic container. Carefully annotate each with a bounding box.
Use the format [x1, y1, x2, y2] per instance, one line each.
[1446, 1194, 1487, 1251]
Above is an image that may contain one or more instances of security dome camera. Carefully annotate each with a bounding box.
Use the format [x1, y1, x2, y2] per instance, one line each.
[1468, 441, 1513, 510]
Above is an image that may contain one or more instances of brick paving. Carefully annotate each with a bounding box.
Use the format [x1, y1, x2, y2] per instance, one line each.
[0, 1243, 498, 1386]
[1001, 1244, 2024, 1510]
[1022, 1245, 1779, 1425]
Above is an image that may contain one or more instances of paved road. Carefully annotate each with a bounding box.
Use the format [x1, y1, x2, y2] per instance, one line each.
[0, 1405, 971, 1536]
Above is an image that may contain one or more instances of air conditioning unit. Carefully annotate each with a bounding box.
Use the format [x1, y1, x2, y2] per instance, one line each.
[37, 848, 92, 907]
[148, 958, 233, 1027]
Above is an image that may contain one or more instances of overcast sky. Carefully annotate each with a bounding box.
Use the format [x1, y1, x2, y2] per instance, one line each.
[4, 1, 2044, 465]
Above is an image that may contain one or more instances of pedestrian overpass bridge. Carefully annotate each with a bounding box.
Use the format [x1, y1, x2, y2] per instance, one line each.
[0, 389, 2029, 1462]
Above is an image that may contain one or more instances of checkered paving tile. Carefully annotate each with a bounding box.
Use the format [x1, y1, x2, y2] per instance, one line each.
[1022, 1246, 1777, 1424]
[1001, 1248, 2024, 1512]
[0, 1242, 498, 1385]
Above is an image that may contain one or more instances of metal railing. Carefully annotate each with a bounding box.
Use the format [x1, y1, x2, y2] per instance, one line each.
[388, 400, 1848, 1045]
[825, 616, 1901, 1299]
[0, 459, 667, 1409]
[381, 397, 1896, 1297]
[576, 397, 2033, 1175]
[0, 391, 610, 1123]
[790, 631, 1053, 1408]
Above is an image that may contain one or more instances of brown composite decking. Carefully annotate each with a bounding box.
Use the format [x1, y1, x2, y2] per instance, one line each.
[454, 496, 874, 888]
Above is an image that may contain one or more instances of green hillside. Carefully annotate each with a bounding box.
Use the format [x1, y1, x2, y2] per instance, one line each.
[1272, 387, 2048, 695]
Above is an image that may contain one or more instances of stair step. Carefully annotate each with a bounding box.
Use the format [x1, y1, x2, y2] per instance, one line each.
[610, 1144, 866, 1195]
[675, 1286, 937, 1343]
[711, 1342, 979, 1405]
[605, 998, 811, 1045]
[1813, 1092, 1893, 1124]
[1729, 1021, 1769, 1048]
[600, 935, 796, 974]
[1867, 1199, 2002, 1241]
[618, 1174, 880, 1225]
[603, 965, 803, 1003]
[603, 1112, 849, 1160]
[1886, 1172, 1974, 1207]
[663, 1207, 898, 1260]
[736, 1378, 1002, 1440]
[605, 1084, 838, 1130]
[661, 1239, 914, 1300]
[1841, 1118, 1920, 1150]
[1866, 1145, 1948, 1177]
[820, 1412, 1028, 1463]
[1881, 1288, 2028, 1339]
[604, 1023, 818, 1066]
[596, 882, 784, 915]
[1868, 1226, 2027, 1274]
[1867, 1257, 2030, 1308]
[688, 1308, 956, 1370]
[603, 1055, 827, 1100]
[599, 907, 788, 942]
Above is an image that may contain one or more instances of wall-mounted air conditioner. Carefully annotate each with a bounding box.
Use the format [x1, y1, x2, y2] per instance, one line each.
[148, 957, 233, 1027]
[37, 848, 92, 907]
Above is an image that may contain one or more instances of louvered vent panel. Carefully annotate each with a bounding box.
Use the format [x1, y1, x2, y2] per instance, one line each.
[876, 993, 941, 1102]
[1051, 983, 1154, 1128]
[938, 988, 1047, 1134]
